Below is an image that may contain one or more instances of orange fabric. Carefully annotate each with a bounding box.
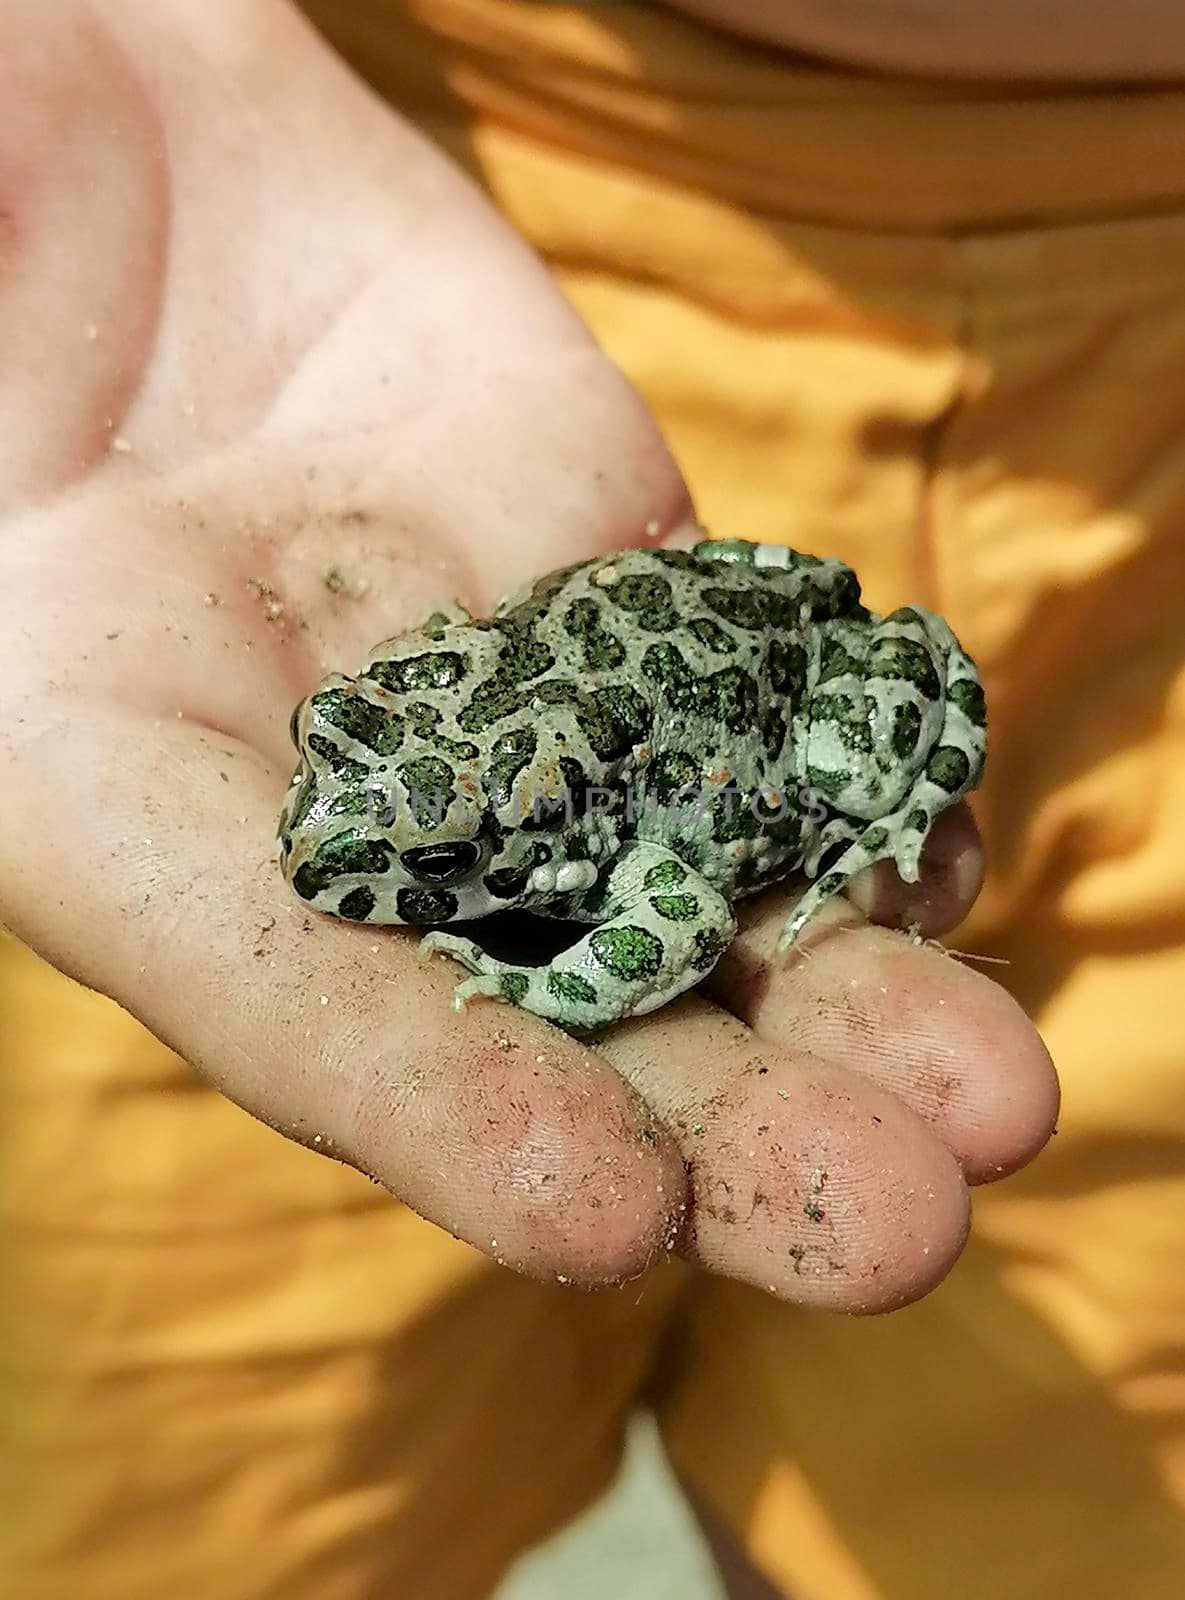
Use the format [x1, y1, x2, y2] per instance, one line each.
[0, 933, 685, 1599]
[310, 0, 1185, 229]
[6, 3, 1185, 1596]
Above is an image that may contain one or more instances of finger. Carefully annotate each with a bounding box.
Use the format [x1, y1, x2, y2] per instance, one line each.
[845, 801, 985, 939]
[0, 701, 687, 1285]
[709, 894, 1059, 1185]
[600, 997, 970, 1312]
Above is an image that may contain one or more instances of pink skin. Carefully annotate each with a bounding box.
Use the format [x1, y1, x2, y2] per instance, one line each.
[0, 0, 1057, 1310]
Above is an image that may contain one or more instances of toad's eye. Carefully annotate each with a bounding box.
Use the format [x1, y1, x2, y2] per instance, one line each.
[400, 841, 481, 883]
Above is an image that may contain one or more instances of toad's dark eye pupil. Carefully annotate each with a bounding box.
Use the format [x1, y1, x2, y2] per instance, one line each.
[401, 841, 480, 882]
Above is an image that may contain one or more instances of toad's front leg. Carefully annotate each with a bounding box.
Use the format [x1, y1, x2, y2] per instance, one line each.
[420, 843, 735, 1030]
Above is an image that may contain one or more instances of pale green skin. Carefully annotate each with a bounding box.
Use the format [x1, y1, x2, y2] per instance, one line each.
[278, 539, 986, 1030]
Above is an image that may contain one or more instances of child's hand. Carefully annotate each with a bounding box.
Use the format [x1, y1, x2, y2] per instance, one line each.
[0, 0, 1056, 1307]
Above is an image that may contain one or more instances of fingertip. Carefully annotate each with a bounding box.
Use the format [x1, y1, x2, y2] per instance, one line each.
[842, 1147, 971, 1313]
[859, 939, 1059, 1189]
[758, 929, 1060, 1189]
[606, 1005, 973, 1314]
[946, 979, 1061, 1186]
[848, 803, 985, 939]
[766, 1082, 973, 1315]
[340, 1017, 690, 1288]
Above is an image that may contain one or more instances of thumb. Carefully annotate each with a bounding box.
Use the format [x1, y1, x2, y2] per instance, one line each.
[0, 703, 687, 1284]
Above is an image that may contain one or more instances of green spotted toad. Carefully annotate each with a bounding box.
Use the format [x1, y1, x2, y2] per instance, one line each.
[278, 539, 986, 1029]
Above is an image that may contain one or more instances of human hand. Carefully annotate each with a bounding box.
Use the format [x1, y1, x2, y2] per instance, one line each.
[0, 0, 1057, 1309]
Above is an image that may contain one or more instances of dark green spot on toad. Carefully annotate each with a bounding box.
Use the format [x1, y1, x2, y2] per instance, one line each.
[927, 745, 972, 793]
[702, 585, 769, 630]
[712, 790, 760, 844]
[691, 925, 730, 972]
[948, 677, 987, 728]
[650, 751, 699, 803]
[819, 638, 861, 683]
[406, 702, 479, 761]
[761, 708, 787, 761]
[869, 636, 941, 701]
[707, 666, 758, 734]
[650, 893, 700, 922]
[768, 639, 808, 699]
[811, 693, 873, 754]
[338, 885, 376, 921]
[547, 971, 598, 1006]
[285, 776, 319, 833]
[292, 831, 395, 900]
[590, 925, 664, 981]
[564, 598, 626, 669]
[607, 573, 680, 632]
[396, 887, 459, 924]
[484, 865, 528, 899]
[891, 701, 923, 759]
[398, 756, 457, 826]
[494, 621, 555, 682]
[687, 617, 736, 654]
[312, 688, 405, 756]
[367, 651, 469, 694]
[643, 859, 688, 891]
[576, 686, 651, 760]
[499, 972, 529, 1004]
[642, 643, 698, 712]
[806, 766, 854, 800]
[306, 734, 372, 781]
[485, 727, 537, 810]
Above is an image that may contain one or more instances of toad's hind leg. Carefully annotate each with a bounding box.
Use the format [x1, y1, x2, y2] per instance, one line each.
[420, 843, 735, 1030]
[781, 607, 987, 955]
[775, 816, 902, 956]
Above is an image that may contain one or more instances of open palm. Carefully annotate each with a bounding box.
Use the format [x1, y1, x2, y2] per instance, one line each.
[0, 0, 1056, 1306]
